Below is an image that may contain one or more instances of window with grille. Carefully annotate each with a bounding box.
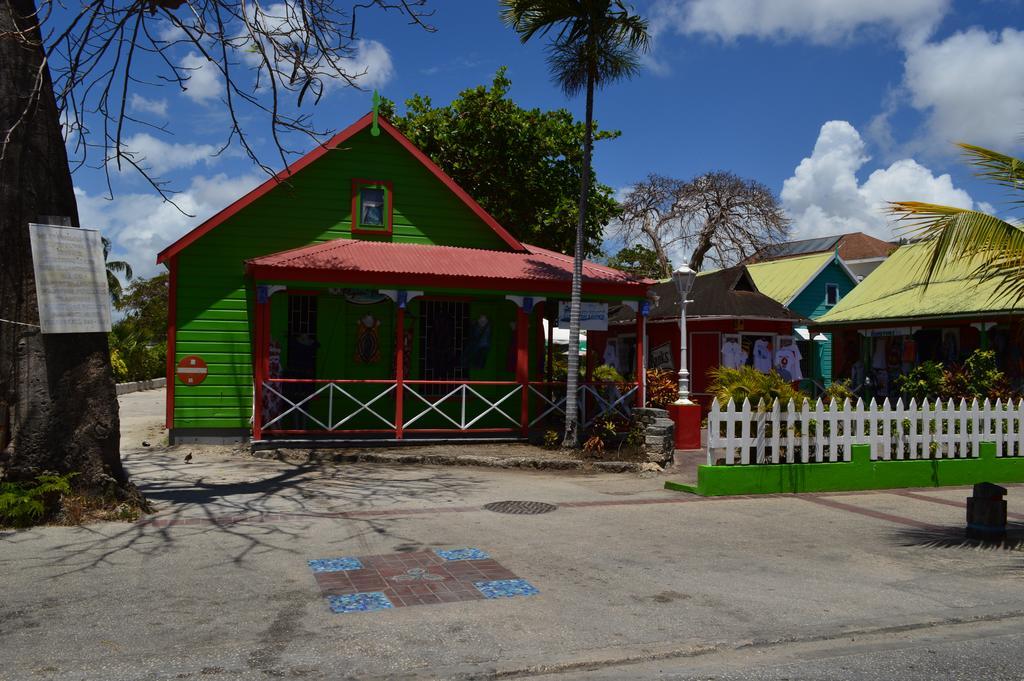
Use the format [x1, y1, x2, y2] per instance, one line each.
[288, 295, 318, 336]
[419, 300, 469, 395]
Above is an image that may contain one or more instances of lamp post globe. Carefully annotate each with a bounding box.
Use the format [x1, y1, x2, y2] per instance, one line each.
[672, 265, 697, 405]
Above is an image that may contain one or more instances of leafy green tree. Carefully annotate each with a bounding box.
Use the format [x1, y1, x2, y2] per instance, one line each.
[114, 273, 168, 343]
[382, 68, 619, 257]
[101, 237, 133, 305]
[501, 0, 650, 447]
[890, 144, 1024, 299]
[606, 244, 664, 279]
[108, 273, 168, 383]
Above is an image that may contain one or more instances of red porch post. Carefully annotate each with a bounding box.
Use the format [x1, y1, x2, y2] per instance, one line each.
[635, 307, 646, 408]
[546, 306, 554, 383]
[165, 256, 178, 432]
[517, 305, 530, 437]
[252, 286, 269, 441]
[395, 303, 405, 440]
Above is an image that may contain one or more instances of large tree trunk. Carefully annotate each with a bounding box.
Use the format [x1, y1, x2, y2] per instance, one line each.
[561, 71, 595, 449]
[0, 0, 138, 502]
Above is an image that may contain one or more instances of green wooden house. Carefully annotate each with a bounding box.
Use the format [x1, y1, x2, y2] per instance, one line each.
[157, 111, 651, 444]
[745, 251, 859, 389]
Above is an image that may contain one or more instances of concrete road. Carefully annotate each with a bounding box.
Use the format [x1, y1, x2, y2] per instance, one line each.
[1, 388, 1022, 680]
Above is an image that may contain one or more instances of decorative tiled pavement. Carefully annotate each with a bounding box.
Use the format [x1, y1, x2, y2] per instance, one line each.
[308, 548, 538, 613]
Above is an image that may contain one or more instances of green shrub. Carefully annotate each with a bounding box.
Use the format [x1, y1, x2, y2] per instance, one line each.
[895, 350, 1017, 403]
[823, 379, 855, 403]
[0, 473, 75, 527]
[707, 365, 807, 410]
[592, 364, 625, 383]
[895, 361, 945, 402]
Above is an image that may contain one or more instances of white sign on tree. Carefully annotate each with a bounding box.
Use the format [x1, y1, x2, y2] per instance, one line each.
[29, 223, 112, 334]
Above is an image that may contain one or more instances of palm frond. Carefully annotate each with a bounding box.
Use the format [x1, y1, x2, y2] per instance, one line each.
[959, 143, 1024, 210]
[890, 200, 1024, 301]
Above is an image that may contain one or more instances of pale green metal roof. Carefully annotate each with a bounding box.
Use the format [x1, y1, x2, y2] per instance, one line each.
[816, 242, 1024, 325]
[745, 252, 834, 305]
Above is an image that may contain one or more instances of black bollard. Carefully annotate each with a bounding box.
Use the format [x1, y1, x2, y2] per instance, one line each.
[966, 482, 1007, 540]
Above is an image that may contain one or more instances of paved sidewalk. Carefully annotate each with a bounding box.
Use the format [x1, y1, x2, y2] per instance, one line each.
[1, 389, 1022, 680]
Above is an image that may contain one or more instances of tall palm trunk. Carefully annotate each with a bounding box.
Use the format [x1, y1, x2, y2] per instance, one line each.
[561, 69, 594, 448]
[0, 0, 139, 503]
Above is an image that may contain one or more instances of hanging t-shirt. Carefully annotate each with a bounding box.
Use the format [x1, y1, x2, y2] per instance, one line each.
[774, 345, 802, 381]
[753, 339, 772, 373]
[721, 338, 746, 369]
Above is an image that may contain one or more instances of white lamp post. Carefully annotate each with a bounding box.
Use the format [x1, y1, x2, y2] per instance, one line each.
[672, 264, 697, 405]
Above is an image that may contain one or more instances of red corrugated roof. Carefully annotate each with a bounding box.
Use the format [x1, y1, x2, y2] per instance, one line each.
[246, 239, 652, 297]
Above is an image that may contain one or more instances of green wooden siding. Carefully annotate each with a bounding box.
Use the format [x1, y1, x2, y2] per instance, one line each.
[173, 127, 514, 430]
[789, 260, 856, 386]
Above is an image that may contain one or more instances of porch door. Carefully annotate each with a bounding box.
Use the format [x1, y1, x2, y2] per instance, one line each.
[419, 300, 470, 395]
[690, 331, 720, 401]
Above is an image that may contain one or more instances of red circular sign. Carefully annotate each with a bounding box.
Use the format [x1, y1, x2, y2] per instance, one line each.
[176, 355, 208, 386]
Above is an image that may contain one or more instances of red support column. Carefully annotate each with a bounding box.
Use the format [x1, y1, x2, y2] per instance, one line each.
[395, 304, 405, 440]
[517, 305, 529, 437]
[545, 306, 554, 383]
[165, 256, 178, 432]
[635, 308, 646, 408]
[252, 288, 268, 441]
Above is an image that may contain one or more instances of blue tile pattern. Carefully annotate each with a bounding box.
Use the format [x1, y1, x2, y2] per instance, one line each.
[474, 579, 539, 599]
[434, 548, 490, 562]
[327, 592, 394, 613]
[308, 557, 363, 573]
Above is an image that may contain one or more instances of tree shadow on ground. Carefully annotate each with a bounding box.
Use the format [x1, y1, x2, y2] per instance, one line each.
[31, 448, 486, 576]
[891, 522, 1024, 552]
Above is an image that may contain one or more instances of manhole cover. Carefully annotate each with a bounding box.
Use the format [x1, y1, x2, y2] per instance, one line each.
[483, 501, 557, 515]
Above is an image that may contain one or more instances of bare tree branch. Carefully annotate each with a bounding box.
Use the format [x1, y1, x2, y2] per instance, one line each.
[2, 0, 435, 208]
[614, 171, 791, 275]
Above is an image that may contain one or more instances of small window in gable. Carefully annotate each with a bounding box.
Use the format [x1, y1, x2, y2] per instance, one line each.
[351, 179, 393, 236]
[825, 283, 839, 306]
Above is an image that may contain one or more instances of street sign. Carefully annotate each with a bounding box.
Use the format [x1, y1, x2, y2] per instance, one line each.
[556, 301, 608, 331]
[176, 356, 208, 385]
[28, 223, 112, 334]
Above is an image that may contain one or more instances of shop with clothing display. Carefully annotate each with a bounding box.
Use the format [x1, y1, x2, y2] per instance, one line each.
[589, 266, 809, 415]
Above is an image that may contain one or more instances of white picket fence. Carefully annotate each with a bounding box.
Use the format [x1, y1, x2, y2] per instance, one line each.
[706, 397, 1024, 465]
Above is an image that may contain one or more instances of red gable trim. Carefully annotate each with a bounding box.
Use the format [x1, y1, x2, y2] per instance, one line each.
[156, 113, 524, 264]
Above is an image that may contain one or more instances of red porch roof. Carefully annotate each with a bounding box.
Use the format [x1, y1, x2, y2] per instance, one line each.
[245, 239, 653, 297]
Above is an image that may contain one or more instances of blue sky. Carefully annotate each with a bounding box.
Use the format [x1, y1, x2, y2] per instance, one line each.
[70, 0, 1024, 278]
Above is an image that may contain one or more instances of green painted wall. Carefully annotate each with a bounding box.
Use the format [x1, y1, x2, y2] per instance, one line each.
[665, 442, 1024, 496]
[789, 260, 856, 386]
[173, 127, 514, 430]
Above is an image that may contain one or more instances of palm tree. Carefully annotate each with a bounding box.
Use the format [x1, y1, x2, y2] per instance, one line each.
[102, 236, 133, 305]
[500, 0, 649, 447]
[890, 144, 1024, 299]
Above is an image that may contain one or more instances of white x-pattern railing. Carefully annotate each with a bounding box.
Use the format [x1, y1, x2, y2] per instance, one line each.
[528, 382, 638, 429]
[263, 380, 396, 431]
[261, 379, 639, 436]
[402, 383, 521, 430]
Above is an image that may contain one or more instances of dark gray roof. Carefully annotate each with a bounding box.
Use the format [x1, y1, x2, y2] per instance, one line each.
[609, 265, 810, 326]
[754, 235, 842, 260]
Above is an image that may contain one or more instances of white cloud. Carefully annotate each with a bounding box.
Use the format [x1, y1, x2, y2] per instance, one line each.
[902, 27, 1024, 151]
[781, 120, 983, 241]
[129, 94, 169, 118]
[651, 0, 948, 45]
[341, 39, 394, 89]
[76, 172, 263, 278]
[180, 52, 222, 103]
[243, 3, 394, 91]
[120, 133, 220, 175]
